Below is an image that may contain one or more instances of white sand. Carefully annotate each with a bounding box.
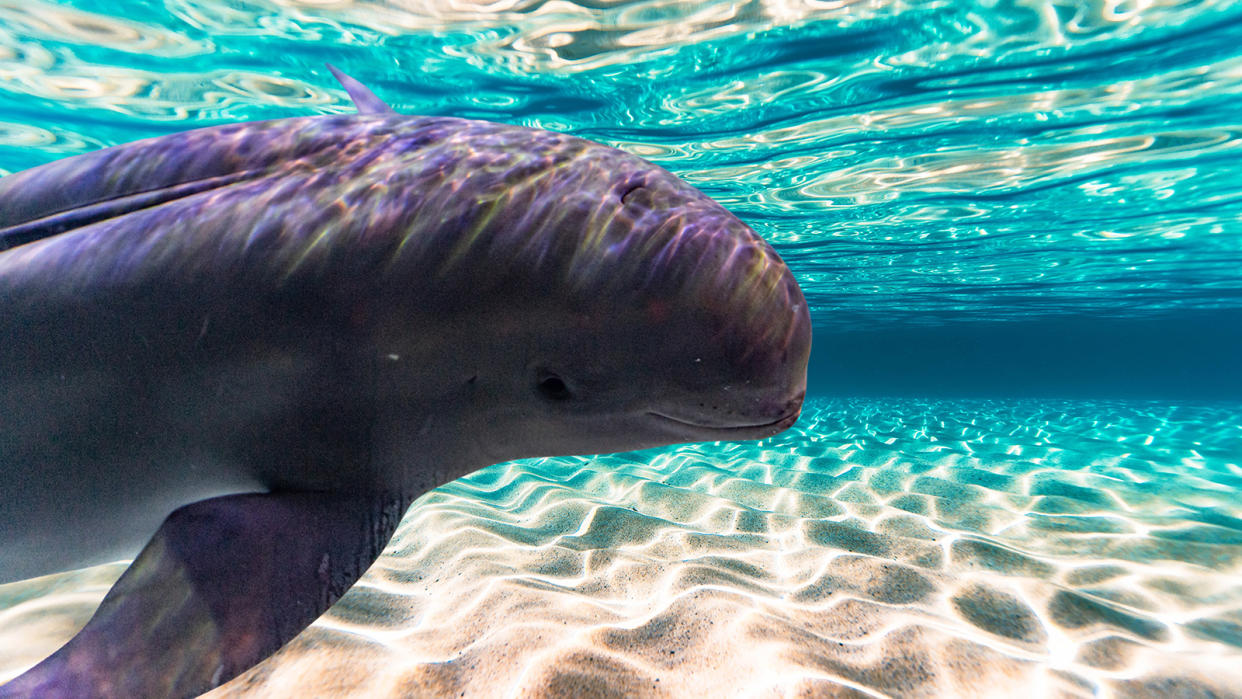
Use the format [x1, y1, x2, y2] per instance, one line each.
[3, 398, 1240, 697]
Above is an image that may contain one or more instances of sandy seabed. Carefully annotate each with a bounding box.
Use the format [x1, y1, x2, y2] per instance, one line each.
[2, 397, 1241, 698]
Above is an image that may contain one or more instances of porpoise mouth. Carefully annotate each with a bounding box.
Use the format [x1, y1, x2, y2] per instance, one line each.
[647, 409, 801, 439]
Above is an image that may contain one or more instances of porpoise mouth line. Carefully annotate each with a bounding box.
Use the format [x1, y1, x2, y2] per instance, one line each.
[647, 409, 800, 434]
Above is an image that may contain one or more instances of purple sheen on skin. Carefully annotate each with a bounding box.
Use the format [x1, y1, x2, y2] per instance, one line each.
[0, 113, 805, 366]
[0, 86, 810, 698]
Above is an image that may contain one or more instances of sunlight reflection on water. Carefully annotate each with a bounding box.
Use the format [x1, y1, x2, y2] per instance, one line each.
[3, 0, 1241, 327]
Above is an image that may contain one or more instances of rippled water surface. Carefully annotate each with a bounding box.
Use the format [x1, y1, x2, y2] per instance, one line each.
[2, 2, 1242, 697]
[2, 0, 1242, 327]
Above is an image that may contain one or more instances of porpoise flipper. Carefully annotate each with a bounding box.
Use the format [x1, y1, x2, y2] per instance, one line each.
[326, 63, 395, 114]
[1, 491, 410, 698]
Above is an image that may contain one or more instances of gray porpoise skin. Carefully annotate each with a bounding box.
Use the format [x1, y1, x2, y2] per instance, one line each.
[0, 69, 810, 697]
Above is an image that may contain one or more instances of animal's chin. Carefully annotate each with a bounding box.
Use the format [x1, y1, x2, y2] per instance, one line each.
[646, 409, 800, 440]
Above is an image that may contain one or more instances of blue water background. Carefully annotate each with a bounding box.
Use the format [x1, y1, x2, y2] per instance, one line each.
[0, 0, 1240, 398]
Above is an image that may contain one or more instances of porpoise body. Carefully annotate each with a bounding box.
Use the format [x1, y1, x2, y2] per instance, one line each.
[0, 68, 810, 697]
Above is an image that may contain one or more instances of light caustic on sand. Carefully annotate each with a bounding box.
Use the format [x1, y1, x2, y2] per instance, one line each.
[1, 398, 1240, 697]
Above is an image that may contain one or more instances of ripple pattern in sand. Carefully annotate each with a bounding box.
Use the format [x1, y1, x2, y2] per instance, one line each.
[2, 397, 1240, 697]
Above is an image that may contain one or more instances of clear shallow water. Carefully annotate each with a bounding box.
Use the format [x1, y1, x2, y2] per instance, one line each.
[3, 398, 1241, 695]
[2, 1, 1242, 697]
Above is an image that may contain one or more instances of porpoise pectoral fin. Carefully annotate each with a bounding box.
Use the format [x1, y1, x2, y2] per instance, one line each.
[326, 63, 395, 114]
[1, 490, 411, 699]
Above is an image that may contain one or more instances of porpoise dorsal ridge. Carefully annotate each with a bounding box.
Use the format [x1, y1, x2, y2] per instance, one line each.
[326, 63, 395, 114]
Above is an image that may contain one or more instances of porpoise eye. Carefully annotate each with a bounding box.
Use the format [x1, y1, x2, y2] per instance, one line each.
[536, 370, 573, 401]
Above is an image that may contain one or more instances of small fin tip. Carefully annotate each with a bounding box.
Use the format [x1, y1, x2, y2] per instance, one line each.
[325, 63, 395, 115]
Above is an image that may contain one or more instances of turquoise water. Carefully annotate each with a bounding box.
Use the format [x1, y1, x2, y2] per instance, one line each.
[2, 1, 1241, 697]
[2, 1, 1241, 345]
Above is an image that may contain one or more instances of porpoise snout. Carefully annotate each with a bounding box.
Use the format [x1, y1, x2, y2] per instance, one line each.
[740, 265, 811, 431]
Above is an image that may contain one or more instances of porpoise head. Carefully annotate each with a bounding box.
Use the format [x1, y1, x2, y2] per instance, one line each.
[366, 122, 812, 468]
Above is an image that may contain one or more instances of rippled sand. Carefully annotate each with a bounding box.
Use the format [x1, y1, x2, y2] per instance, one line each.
[2, 398, 1240, 697]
